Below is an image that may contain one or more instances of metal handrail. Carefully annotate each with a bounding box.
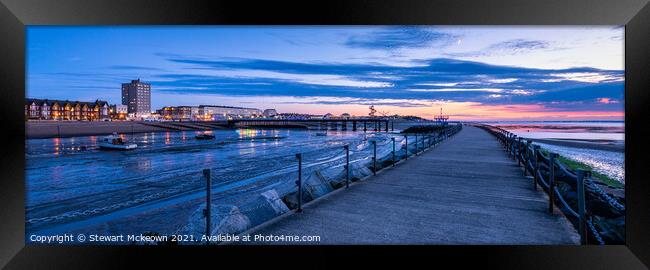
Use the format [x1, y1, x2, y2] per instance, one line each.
[473, 123, 624, 245]
[188, 124, 464, 243]
[553, 186, 579, 218]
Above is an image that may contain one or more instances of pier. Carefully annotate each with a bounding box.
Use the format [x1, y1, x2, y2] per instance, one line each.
[240, 125, 580, 244]
[227, 119, 392, 132]
[26, 119, 395, 139]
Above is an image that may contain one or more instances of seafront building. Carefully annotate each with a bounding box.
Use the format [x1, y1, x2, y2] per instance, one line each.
[157, 106, 196, 121]
[262, 109, 278, 118]
[25, 98, 111, 121]
[156, 105, 264, 121]
[199, 105, 262, 120]
[121, 79, 151, 117]
[109, 104, 128, 120]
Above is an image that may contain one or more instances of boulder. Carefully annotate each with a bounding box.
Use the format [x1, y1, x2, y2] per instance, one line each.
[348, 161, 373, 181]
[593, 215, 625, 244]
[261, 189, 290, 215]
[178, 204, 250, 242]
[303, 170, 335, 199]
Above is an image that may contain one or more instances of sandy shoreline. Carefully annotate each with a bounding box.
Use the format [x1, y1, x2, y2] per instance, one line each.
[495, 124, 624, 133]
[528, 138, 624, 152]
[26, 121, 171, 139]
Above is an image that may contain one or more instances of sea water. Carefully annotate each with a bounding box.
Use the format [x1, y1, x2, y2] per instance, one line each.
[25, 127, 409, 237]
[491, 121, 625, 185]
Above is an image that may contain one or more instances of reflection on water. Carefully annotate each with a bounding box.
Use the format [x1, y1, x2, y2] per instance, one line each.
[495, 121, 625, 185]
[494, 121, 624, 141]
[537, 142, 624, 184]
[26, 127, 411, 238]
[508, 131, 624, 141]
[237, 128, 260, 138]
[25, 128, 394, 209]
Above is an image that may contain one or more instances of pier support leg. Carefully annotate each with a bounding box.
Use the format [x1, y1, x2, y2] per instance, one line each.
[353, 121, 357, 131]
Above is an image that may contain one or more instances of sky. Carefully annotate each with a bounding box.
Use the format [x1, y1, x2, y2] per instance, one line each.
[26, 26, 624, 121]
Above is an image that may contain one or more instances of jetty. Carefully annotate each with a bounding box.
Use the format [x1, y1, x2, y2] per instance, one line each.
[241, 125, 580, 244]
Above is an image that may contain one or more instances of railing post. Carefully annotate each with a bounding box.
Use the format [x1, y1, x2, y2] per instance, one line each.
[549, 153, 558, 214]
[391, 137, 396, 167]
[372, 140, 377, 175]
[506, 134, 512, 156]
[422, 134, 426, 150]
[517, 137, 524, 166]
[344, 145, 350, 188]
[422, 134, 425, 150]
[404, 135, 408, 160]
[203, 169, 212, 240]
[577, 170, 589, 245]
[510, 135, 517, 159]
[296, 153, 303, 212]
[524, 140, 532, 176]
[511, 135, 517, 159]
[533, 145, 540, 190]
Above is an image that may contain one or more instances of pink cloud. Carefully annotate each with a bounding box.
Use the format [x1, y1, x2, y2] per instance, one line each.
[597, 98, 618, 104]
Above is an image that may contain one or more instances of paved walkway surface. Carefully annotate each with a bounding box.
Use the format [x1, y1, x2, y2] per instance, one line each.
[246, 126, 579, 244]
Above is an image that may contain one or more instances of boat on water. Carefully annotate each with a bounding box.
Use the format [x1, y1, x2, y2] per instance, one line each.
[99, 133, 138, 150]
[315, 132, 327, 136]
[195, 133, 216, 140]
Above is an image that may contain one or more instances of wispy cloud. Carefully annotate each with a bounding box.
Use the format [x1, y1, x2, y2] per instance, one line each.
[447, 39, 560, 57]
[344, 26, 458, 50]
[489, 39, 550, 52]
[136, 55, 625, 111]
[279, 97, 433, 108]
[108, 65, 164, 71]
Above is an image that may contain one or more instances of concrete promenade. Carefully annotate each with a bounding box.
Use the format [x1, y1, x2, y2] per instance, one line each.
[245, 126, 579, 244]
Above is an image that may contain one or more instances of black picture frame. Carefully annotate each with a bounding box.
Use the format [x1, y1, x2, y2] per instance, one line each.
[1, 0, 649, 268]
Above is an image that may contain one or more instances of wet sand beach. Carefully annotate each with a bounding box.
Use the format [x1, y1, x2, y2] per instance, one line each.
[528, 138, 624, 153]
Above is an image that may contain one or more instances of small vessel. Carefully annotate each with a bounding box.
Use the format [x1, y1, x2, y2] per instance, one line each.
[195, 133, 216, 140]
[99, 133, 138, 150]
[315, 132, 327, 136]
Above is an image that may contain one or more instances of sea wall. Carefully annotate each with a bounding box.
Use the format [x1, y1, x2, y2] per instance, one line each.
[26, 121, 169, 139]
